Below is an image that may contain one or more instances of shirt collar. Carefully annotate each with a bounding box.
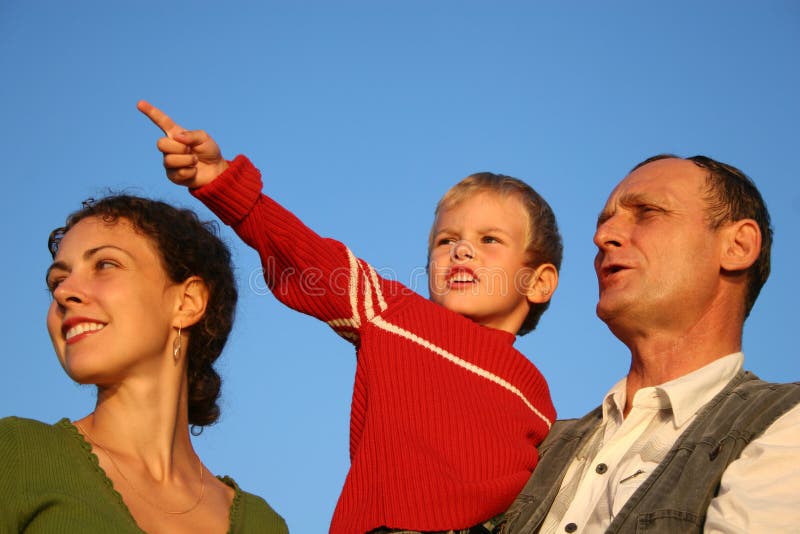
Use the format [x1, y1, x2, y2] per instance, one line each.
[601, 352, 744, 427]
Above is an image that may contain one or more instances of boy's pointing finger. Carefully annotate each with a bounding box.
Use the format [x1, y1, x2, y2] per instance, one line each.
[137, 100, 183, 138]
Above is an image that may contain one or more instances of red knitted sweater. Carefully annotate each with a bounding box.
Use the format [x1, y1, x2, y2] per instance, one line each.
[192, 156, 555, 534]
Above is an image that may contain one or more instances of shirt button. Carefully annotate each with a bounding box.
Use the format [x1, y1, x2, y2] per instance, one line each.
[565, 523, 578, 533]
[595, 463, 608, 474]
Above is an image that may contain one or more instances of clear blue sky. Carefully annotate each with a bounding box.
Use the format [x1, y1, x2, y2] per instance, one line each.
[1, 2, 798, 532]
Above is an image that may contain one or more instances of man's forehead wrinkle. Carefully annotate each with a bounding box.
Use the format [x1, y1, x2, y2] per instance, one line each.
[600, 189, 634, 214]
[596, 188, 660, 226]
[617, 191, 652, 207]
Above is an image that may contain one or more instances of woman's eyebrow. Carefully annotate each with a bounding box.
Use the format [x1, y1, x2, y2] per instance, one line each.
[45, 244, 132, 278]
[45, 261, 68, 281]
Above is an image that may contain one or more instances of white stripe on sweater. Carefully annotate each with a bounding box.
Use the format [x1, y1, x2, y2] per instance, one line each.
[347, 249, 361, 327]
[371, 315, 552, 428]
[326, 248, 548, 427]
[363, 268, 375, 320]
[367, 264, 388, 314]
[327, 248, 363, 332]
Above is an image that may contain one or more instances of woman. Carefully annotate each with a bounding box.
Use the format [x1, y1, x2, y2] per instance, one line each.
[0, 195, 287, 533]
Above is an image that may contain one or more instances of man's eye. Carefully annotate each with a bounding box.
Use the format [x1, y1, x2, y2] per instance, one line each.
[636, 205, 663, 218]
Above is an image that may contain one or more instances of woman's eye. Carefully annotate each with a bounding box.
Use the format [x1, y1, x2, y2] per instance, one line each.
[46, 278, 63, 293]
[96, 259, 119, 270]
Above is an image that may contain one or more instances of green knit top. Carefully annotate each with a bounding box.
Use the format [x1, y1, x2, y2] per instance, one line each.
[0, 417, 288, 533]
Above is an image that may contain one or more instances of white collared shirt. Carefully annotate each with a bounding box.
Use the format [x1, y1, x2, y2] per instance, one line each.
[540, 353, 800, 533]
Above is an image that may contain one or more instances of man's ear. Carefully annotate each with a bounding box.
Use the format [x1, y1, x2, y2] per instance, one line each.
[720, 219, 761, 273]
[526, 263, 559, 305]
[174, 276, 209, 329]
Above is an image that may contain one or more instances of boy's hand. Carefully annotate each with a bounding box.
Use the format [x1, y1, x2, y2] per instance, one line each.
[137, 100, 229, 188]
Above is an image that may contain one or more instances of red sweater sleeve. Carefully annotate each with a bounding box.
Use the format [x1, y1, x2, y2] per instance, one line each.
[191, 155, 399, 341]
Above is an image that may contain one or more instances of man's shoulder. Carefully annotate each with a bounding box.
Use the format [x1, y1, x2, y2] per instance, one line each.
[736, 371, 800, 388]
[540, 407, 603, 451]
[719, 371, 800, 410]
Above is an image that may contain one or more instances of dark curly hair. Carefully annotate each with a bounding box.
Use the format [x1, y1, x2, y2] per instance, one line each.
[48, 194, 237, 429]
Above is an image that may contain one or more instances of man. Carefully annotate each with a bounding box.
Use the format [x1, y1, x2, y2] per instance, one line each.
[501, 155, 800, 533]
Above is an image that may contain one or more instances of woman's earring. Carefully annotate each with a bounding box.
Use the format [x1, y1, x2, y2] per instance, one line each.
[173, 323, 182, 363]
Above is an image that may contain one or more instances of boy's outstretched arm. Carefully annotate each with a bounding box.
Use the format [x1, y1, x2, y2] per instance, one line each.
[137, 100, 229, 188]
[138, 99, 403, 341]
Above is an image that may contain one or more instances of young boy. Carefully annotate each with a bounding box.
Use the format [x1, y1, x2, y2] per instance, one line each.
[139, 101, 561, 534]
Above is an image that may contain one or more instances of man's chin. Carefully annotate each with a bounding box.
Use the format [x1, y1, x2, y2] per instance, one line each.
[596, 298, 627, 325]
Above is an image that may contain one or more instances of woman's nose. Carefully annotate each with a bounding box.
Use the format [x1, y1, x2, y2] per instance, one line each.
[52, 274, 86, 308]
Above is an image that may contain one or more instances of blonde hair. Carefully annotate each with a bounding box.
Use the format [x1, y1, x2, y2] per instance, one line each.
[429, 172, 562, 335]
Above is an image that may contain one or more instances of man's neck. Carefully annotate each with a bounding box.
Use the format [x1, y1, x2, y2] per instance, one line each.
[618, 323, 743, 417]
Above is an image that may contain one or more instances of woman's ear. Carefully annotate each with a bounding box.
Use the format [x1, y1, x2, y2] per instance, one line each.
[174, 276, 209, 329]
[720, 219, 761, 273]
[526, 263, 559, 305]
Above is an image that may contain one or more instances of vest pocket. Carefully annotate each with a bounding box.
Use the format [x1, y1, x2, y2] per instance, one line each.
[634, 509, 703, 532]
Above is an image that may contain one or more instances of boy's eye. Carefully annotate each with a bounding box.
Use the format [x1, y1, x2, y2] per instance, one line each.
[436, 237, 457, 246]
[481, 235, 500, 244]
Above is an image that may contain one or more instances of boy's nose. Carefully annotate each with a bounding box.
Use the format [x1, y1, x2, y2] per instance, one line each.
[451, 240, 475, 262]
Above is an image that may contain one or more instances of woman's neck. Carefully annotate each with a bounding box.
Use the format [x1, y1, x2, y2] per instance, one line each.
[82, 373, 194, 479]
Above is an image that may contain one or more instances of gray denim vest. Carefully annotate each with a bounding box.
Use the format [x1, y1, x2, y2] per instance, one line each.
[500, 371, 800, 534]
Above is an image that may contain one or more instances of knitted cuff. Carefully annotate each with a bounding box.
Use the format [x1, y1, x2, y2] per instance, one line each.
[191, 154, 263, 227]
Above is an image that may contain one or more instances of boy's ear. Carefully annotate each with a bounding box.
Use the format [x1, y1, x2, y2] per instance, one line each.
[173, 276, 209, 329]
[526, 263, 558, 304]
[720, 219, 761, 273]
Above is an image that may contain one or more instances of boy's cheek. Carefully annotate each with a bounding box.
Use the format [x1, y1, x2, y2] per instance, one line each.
[428, 270, 450, 298]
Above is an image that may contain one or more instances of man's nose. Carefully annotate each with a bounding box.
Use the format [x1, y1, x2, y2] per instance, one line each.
[593, 217, 624, 250]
